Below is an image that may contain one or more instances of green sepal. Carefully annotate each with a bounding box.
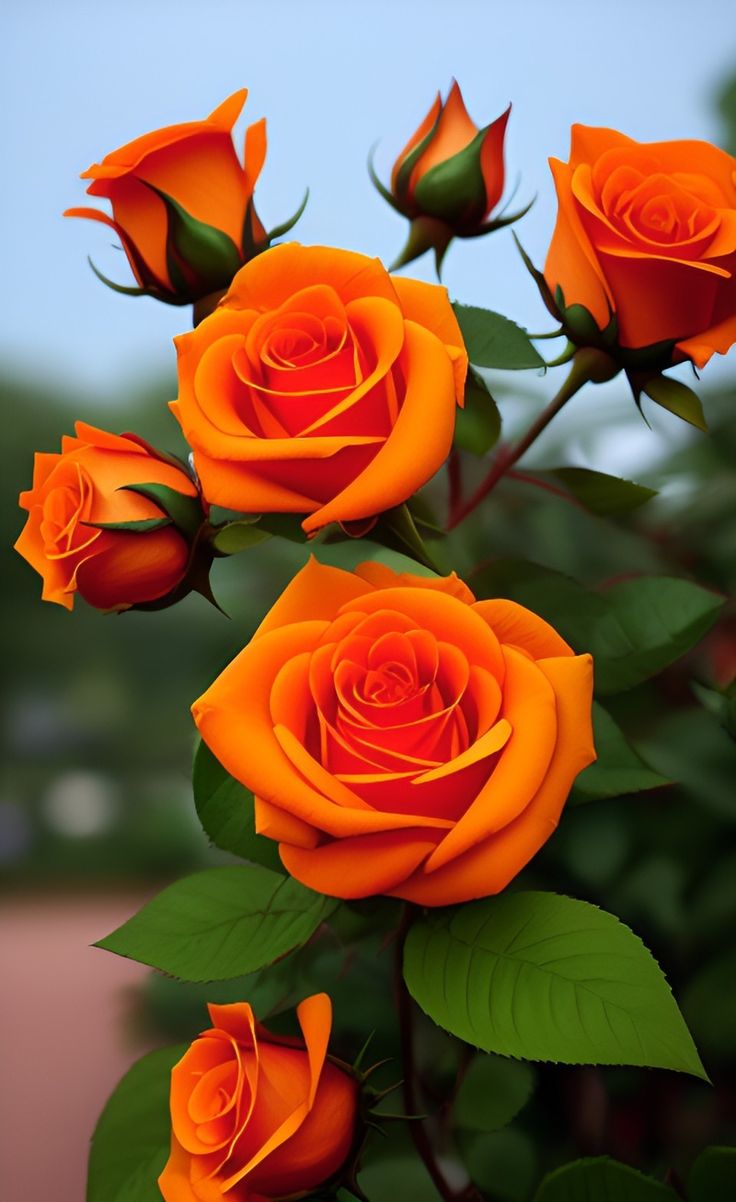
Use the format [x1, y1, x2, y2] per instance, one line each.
[210, 519, 273, 555]
[265, 188, 310, 243]
[389, 215, 453, 276]
[471, 195, 535, 236]
[641, 374, 708, 431]
[119, 482, 204, 539]
[393, 109, 442, 209]
[367, 144, 403, 214]
[454, 368, 501, 455]
[87, 256, 150, 298]
[365, 504, 442, 573]
[144, 183, 243, 298]
[83, 516, 173, 534]
[412, 128, 487, 228]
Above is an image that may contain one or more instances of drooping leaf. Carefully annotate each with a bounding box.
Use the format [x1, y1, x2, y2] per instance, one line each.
[454, 369, 502, 455]
[87, 1044, 185, 1202]
[533, 1157, 678, 1201]
[572, 702, 670, 802]
[192, 740, 283, 871]
[540, 467, 657, 516]
[453, 1054, 535, 1132]
[211, 520, 273, 555]
[688, 1146, 736, 1202]
[403, 892, 706, 1078]
[643, 375, 708, 431]
[452, 303, 545, 370]
[96, 866, 337, 981]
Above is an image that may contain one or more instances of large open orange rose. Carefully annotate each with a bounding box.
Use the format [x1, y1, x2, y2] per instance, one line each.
[171, 243, 467, 533]
[193, 558, 595, 906]
[159, 993, 358, 1202]
[544, 125, 736, 367]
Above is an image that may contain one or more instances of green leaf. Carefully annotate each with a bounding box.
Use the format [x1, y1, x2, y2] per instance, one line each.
[96, 865, 337, 981]
[643, 375, 708, 431]
[452, 303, 545, 370]
[120, 483, 202, 538]
[192, 740, 283, 871]
[533, 1157, 678, 1201]
[572, 703, 670, 802]
[472, 561, 724, 695]
[688, 1146, 736, 1202]
[369, 503, 442, 573]
[454, 369, 502, 455]
[403, 892, 706, 1078]
[459, 1127, 537, 1199]
[87, 1044, 185, 1202]
[454, 1054, 535, 1132]
[544, 467, 657, 516]
[211, 519, 273, 555]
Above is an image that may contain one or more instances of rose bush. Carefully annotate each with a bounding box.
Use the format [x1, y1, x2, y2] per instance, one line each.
[193, 558, 595, 905]
[172, 242, 467, 532]
[545, 125, 736, 366]
[65, 90, 268, 303]
[159, 992, 358, 1202]
[15, 423, 203, 611]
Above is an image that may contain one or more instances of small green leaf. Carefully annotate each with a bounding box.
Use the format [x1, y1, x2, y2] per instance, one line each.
[192, 740, 283, 871]
[533, 1157, 678, 1201]
[96, 865, 337, 981]
[120, 483, 202, 538]
[545, 467, 657, 516]
[87, 1044, 185, 1202]
[453, 303, 545, 370]
[403, 891, 706, 1078]
[643, 375, 708, 431]
[455, 369, 502, 455]
[688, 1146, 736, 1202]
[572, 703, 670, 802]
[211, 520, 273, 555]
[454, 1055, 535, 1132]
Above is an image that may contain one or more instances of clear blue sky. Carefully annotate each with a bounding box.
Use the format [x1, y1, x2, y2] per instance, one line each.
[2, 0, 735, 471]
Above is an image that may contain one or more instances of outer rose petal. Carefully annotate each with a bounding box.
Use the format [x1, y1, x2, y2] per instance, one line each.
[479, 104, 511, 216]
[390, 275, 468, 401]
[472, 598, 574, 659]
[279, 829, 441, 898]
[223, 242, 400, 312]
[391, 92, 442, 192]
[354, 560, 476, 605]
[677, 306, 736, 367]
[545, 157, 613, 329]
[253, 556, 375, 638]
[75, 527, 189, 610]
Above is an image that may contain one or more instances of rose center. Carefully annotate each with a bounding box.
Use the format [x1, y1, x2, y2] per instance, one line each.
[39, 464, 99, 559]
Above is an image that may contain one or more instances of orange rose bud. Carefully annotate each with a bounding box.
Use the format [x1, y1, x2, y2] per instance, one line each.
[158, 993, 359, 1202]
[192, 558, 595, 907]
[544, 125, 736, 370]
[171, 242, 467, 534]
[64, 90, 303, 306]
[371, 81, 523, 273]
[15, 423, 208, 613]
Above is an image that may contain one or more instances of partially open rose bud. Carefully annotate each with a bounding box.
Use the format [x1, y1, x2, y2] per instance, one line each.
[372, 81, 525, 273]
[15, 423, 208, 612]
[158, 993, 359, 1202]
[65, 90, 305, 306]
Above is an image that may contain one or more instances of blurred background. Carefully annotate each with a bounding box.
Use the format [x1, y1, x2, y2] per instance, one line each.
[2, 2, 735, 1198]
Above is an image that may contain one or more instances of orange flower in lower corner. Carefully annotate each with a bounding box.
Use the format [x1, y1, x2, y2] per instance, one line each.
[15, 423, 204, 612]
[159, 993, 358, 1202]
[193, 558, 595, 907]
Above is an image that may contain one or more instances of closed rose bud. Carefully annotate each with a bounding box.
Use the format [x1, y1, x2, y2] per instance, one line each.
[158, 993, 359, 1202]
[64, 90, 296, 306]
[372, 81, 522, 273]
[15, 423, 206, 612]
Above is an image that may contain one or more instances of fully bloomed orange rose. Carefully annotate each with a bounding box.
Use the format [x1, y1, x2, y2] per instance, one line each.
[172, 242, 467, 533]
[545, 125, 736, 367]
[15, 423, 204, 612]
[65, 90, 270, 304]
[193, 558, 595, 906]
[159, 993, 358, 1202]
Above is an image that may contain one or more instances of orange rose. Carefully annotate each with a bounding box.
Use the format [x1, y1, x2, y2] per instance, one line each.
[192, 558, 595, 906]
[171, 242, 467, 533]
[15, 423, 204, 612]
[545, 125, 736, 367]
[65, 90, 270, 304]
[159, 993, 358, 1202]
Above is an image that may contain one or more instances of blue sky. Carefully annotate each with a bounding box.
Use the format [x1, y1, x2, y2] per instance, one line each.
[2, 0, 735, 471]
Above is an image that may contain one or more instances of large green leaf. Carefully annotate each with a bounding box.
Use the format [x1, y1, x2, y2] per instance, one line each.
[454, 1054, 535, 1132]
[87, 1044, 185, 1202]
[192, 740, 283, 871]
[403, 892, 706, 1077]
[453, 303, 545, 370]
[473, 560, 724, 694]
[540, 467, 657, 516]
[454, 368, 502, 455]
[688, 1146, 736, 1202]
[97, 866, 337, 981]
[533, 1157, 678, 1201]
[572, 703, 670, 802]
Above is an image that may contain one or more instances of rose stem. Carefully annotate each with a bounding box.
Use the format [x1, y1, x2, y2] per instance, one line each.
[394, 906, 483, 1202]
[447, 349, 614, 530]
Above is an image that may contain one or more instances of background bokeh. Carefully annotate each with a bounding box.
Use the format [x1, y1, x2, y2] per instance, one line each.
[2, 2, 735, 1199]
